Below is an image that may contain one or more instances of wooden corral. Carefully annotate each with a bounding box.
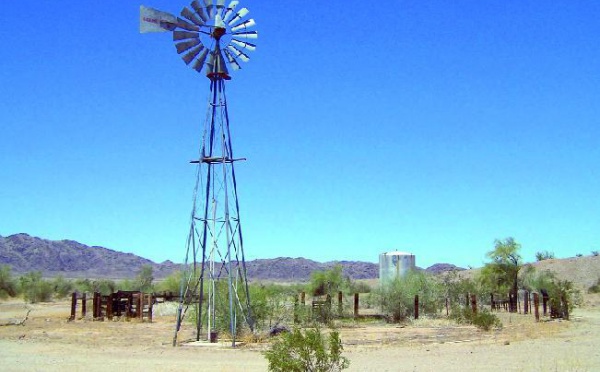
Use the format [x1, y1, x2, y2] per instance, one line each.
[70, 291, 154, 322]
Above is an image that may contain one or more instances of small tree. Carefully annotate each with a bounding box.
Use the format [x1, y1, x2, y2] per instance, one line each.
[264, 327, 349, 372]
[136, 265, 154, 293]
[481, 237, 523, 312]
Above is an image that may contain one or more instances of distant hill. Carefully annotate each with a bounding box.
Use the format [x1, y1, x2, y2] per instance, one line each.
[0, 233, 463, 281]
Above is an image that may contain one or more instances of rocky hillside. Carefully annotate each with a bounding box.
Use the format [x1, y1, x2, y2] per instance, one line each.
[0, 233, 464, 281]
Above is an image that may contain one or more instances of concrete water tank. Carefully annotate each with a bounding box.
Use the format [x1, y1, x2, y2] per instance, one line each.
[379, 251, 416, 282]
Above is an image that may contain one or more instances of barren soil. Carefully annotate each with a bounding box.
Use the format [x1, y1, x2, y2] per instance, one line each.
[1, 297, 600, 371]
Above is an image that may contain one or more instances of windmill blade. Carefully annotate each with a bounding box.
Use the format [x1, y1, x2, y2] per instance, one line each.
[216, 0, 226, 9]
[175, 38, 202, 54]
[231, 18, 255, 32]
[181, 7, 204, 26]
[191, 0, 208, 22]
[232, 30, 258, 39]
[215, 14, 226, 28]
[176, 17, 200, 32]
[231, 39, 256, 51]
[222, 1, 239, 23]
[223, 49, 242, 71]
[227, 45, 250, 62]
[192, 48, 210, 72]
[228, 8, 249, 26]
[204, 0, 215, 19]
[173, 30, 200, 41]
[182, 44, 205, 65]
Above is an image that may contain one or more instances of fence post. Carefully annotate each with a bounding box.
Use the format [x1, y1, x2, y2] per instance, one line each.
[337, 291, 343, 316]
[533, 292, 540, 322]
[445, 298, 449, 317]
[70, 292, 77, 321]
[414, 295, 419, 320]
[137, 293, 143, 320]
[542, 293, 548, 316]
[523, 291, 529, 315]
[301, 291, 306, 306]
[106, 293, 114, 320]
[490, 293, 494, 311]
[147, 294, 153, 323]
[81, 292, 87, 317]
[354, 293, 359, 318]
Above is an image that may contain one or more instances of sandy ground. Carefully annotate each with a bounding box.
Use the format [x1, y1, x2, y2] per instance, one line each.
[1, 299, 600, 372]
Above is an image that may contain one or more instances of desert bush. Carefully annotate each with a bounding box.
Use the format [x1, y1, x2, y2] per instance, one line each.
[264, 327, 349, 372]
[441, 270, 479, 305]
[592, 251, 599, 257]
[308, 265, 349, 297]
[248, 283, 296, 331]
[52, 275, 74, 298]
[588, 278, 600, 294]
[450, 307, 502, 331]
[0, 265, 18, 298]
[373, 271, 442, 322]
[19, 271, 53, 303]
[535, 250, 555, 261]
[347, 280, 371, 294]
[576, 253, 583, 257]
[155, 270, 183, 294]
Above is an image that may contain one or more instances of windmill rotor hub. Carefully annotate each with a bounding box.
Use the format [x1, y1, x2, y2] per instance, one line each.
[212, 27, 226, 40]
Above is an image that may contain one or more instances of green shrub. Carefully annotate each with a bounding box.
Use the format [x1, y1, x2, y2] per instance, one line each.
[0, 265, 18, 298]
[592, 251, 599, 257]
[19, 271, 54, 303]
[308, 265, 348, 296]
[588, 278, 600, 294]
[374, 271, 442, 322]
[450, 307, 502, 331]
[248, 283, 296, 331]
[264, 327, 349, 372]
[52, 275, 75, 298]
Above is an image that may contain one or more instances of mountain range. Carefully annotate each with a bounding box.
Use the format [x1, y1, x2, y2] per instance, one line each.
[0, 233, 463, 280]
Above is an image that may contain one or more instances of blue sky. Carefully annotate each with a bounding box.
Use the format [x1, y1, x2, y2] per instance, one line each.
[1, 1, 599, 269]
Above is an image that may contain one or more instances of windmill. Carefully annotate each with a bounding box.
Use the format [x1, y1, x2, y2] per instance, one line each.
[140, 0, 257, 347]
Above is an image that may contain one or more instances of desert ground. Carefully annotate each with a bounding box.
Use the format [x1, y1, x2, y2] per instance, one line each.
[2, 294, 600, 372]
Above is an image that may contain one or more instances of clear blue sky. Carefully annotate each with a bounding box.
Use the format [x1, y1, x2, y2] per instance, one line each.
[1, 1, 599, 269]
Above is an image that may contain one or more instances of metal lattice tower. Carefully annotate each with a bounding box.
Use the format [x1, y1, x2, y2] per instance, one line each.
[140, 0, 257, 347]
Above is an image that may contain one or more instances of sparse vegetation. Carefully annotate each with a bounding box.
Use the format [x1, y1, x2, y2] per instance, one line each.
[592, 250, 599, 257]
[535, 250, 555, 261]
[264, 327, 349, 372]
